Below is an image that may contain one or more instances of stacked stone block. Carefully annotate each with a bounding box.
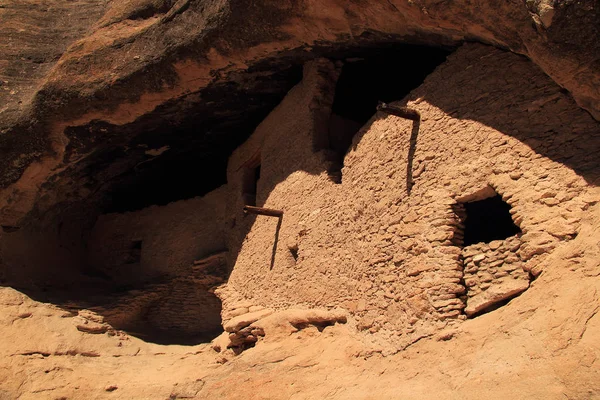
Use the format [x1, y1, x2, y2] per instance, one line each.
[462, 236, 530, 316]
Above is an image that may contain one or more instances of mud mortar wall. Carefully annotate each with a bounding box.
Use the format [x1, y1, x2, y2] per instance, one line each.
[222, 43, 600, 348]
[88, 186, 228, 285]
[223, 58, 340, 299]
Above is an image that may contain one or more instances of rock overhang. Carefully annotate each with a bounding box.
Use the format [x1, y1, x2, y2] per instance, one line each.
[1, 0, 599, 226]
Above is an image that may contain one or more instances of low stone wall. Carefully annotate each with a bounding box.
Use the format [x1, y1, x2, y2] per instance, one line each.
[462, 236, 530, 316]
[88, 186, 229, 285]
[91, 252, 228, 344]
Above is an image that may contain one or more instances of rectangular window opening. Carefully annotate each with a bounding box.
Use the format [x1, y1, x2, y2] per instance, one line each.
[125, 240, 142, 264]
[242, 155, 261, 207]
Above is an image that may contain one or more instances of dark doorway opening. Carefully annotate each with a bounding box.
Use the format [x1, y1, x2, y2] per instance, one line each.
[125, 240, 142, 265]
[325, 46, 451, 183]
[462, 195, 521, 246]
[242, 162, 261, 207]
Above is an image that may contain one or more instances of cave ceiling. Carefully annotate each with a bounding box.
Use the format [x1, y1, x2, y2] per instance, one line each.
[0, 0, 598, 224]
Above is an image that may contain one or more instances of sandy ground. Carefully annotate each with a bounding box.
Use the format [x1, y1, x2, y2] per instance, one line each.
[1, 204, 599, 399]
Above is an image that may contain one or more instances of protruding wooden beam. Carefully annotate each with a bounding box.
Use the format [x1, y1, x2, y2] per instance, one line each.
[243, 205, 284, 218]
[377, 102, 421, 121]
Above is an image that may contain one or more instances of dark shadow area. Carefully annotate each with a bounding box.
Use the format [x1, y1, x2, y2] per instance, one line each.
[406, 120, 420, 194]
[0, 53, 310, 347]
[376, 103, 421, 194]
[242, 162, 261, 207]
[289, 245, 299, 262]
[4, 247, 230, 345]
[270, 215, 283, 270]
[120, 285, 224, 346]
[32, 284, 225, 346]
[125, 240, 142, 264]
[0, 192, 230, 345]
[324, 46, 449, 183]
[63, 64, 305, 214]
[463, 195, 521, 246]
[106, 149, 230, 214]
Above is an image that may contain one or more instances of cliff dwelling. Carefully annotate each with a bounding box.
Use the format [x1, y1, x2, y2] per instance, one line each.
[1, 0, 600, 398]
[3, 43, 597, 346]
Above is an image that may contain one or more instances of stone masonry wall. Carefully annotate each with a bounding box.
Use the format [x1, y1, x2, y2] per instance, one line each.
[88, 186, 229, 286]
[86, 43, 600, 351]
[462, 236, 529, 316]
[99, 253, 228, 342]
[222, 43, 600, 350]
